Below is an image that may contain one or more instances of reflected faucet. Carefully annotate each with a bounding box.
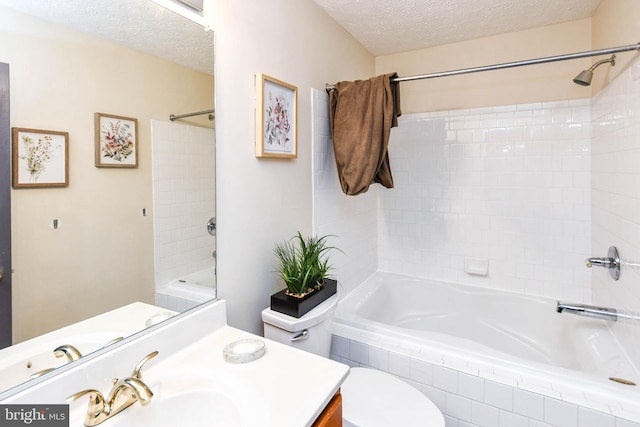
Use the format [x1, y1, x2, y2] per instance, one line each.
[67, 351, 158, 426]
[54, 344, 83, 362]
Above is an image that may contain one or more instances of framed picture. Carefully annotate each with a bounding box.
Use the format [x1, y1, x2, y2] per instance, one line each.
[95, 113, 138, 168]
[12, 128, 69, 188]
[255, 73, 297, 158]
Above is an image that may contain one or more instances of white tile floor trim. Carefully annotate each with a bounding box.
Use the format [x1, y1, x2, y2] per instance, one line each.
[331, 324, 640, 427]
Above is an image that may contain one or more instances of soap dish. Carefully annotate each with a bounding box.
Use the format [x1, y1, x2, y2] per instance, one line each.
[223, 339, 266, 364]
[145, 311, 176, 327]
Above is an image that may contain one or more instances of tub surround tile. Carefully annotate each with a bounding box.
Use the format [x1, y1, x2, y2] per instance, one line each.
[388, 351, 412, 378]
[348, 340, 369, 364]
[457, 373, 485, 402]
[513, 388, 545, 421]
[332, 334, 640, 427]
[498, 410, 529, 427]
[446, 393, 473, 422]
[544, 397, 579, 427]
[434, 366, 459, 394]
[471, 401, 500, 427]
[367, 345, 390, 371]
[329, 335, 349, 358]
[579, 407, 616, 427]
[484, 381, 513, 412]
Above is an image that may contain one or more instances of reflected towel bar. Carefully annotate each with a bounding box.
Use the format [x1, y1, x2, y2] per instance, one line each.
[169, 109, 215, 121]
[325, 42, 640, 92]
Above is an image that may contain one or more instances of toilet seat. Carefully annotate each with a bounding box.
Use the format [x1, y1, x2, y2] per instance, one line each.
[341, 367, 445, 427]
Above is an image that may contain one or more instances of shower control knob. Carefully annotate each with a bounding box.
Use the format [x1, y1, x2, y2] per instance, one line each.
[207, 217, 216, 236]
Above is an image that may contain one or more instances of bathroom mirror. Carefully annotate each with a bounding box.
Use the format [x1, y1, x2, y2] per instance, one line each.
[0, 0, 215, 393]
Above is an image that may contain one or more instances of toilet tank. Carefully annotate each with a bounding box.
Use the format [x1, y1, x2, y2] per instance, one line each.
[262, 293, 338, 358]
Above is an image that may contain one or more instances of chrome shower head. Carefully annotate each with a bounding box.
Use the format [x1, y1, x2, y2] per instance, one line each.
[573, 54, 616, 86]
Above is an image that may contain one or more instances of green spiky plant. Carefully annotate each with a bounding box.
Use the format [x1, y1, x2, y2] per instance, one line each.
[274, 232, 339, 297]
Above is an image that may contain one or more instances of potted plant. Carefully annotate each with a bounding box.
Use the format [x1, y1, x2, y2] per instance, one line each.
[270, 232, 339, 318]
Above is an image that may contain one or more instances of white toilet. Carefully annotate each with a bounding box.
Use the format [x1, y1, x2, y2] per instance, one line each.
[262, 294, 445, 427]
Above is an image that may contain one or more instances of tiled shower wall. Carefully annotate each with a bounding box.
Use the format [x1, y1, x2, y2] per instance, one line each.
[151, 121, 216, 289]
[591, 57, 640, 369]
[381, 100, 592, 302]
[312, 90, 593, 302]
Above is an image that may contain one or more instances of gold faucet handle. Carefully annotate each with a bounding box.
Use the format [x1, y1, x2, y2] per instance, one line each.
[131, 351, 159, 379]
[66, 389, 106, 413]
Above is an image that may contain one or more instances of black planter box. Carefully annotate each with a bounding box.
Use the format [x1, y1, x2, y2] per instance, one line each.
[270, 278, 337, 318]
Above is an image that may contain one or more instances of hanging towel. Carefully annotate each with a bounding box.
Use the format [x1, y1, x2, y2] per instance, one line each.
[328, 72, 401, 196]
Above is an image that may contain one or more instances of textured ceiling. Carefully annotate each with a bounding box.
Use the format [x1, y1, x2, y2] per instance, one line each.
[313, 0, 602, 55]
[0, 0, 214, 75]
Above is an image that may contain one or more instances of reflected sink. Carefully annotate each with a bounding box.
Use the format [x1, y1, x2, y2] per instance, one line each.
[73, 374, 265, 427]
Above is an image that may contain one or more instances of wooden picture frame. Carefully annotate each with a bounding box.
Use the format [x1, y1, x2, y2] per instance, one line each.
[95, 112, 138, 168]
[12, 127, 69, 188]
[255, 73, 297, 158]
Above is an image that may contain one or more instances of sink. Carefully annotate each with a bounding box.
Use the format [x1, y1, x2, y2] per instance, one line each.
[72, 373, 266, 427]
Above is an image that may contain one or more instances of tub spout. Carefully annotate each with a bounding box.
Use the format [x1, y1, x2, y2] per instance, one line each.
[556, 302, 619, 321]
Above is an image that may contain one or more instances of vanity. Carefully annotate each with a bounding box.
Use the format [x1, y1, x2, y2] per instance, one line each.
[0, 300, 349, 426]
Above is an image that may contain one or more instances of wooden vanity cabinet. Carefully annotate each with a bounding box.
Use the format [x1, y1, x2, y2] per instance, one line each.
[312, 390, 342, 427]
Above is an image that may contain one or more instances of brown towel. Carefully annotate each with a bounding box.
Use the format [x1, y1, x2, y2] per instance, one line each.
[328, 73, 401, 195]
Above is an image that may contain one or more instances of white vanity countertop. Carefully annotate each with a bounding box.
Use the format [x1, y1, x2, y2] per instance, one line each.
[1, 300, 349, 427]
[140, 325, 350, 426]
[0, 302, 177, 392]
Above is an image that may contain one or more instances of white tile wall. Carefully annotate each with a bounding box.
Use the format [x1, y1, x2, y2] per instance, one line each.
[151, 121, 216, 289]
[591, 56, 640, 370]
[380, 100, 592, 302]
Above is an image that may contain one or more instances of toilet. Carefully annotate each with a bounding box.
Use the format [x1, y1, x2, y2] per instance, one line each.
[262, 293, 445, 427]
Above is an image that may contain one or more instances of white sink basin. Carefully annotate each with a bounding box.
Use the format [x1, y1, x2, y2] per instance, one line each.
[75, 373, 265, 427]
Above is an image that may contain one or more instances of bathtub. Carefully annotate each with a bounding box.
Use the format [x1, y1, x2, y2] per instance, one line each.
[331, 272, 640, 425]
[155, 267, 217, 312]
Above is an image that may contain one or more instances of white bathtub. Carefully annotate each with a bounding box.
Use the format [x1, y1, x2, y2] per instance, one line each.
[155, 268, 216, 312]
[332, 272, 640, 424]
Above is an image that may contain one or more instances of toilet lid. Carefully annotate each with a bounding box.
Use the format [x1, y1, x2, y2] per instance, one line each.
[341, 368, 444, 427]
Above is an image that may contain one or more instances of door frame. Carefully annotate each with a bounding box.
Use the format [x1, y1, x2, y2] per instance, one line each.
[0, 62, 11, 348]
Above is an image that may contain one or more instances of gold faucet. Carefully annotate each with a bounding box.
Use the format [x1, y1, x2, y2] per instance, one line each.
[66, 351, 158, 427]
[54, 344, 83, 361]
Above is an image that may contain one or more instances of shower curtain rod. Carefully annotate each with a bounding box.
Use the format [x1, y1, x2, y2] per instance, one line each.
[325, 42, 640, 90]
[169, 108, 215, 121]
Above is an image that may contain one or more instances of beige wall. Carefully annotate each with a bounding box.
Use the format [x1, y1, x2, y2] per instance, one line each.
[592, 0, 640, 93]
[375, 19, 594, 113]
[209, 0, 374, 334]
[2, 8, 214, 342]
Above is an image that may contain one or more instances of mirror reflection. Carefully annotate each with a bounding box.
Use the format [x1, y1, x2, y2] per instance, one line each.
[0, 0, 215, 392]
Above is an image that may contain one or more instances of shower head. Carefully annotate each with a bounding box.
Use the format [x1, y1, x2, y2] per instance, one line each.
[573, 54, 616, 86]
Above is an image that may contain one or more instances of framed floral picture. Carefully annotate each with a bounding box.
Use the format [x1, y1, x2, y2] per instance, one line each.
[255, 73, 297, 158]
[12, 128, 69, 188]
[95, 113, 138, 168]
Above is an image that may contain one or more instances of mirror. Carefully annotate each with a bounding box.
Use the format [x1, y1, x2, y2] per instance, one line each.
[0, 0, 215, 392]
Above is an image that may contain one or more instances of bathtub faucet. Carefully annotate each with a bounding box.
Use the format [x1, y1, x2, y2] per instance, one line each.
[556, 302, 620, 322]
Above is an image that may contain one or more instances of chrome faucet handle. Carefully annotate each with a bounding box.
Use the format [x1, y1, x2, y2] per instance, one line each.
[131, 350, 159, 379]
[585, 246, 621, 280]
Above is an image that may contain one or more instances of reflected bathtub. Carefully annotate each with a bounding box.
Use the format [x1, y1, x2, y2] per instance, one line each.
[155, 268, 216, 312]
[332, 272, 640, 422]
